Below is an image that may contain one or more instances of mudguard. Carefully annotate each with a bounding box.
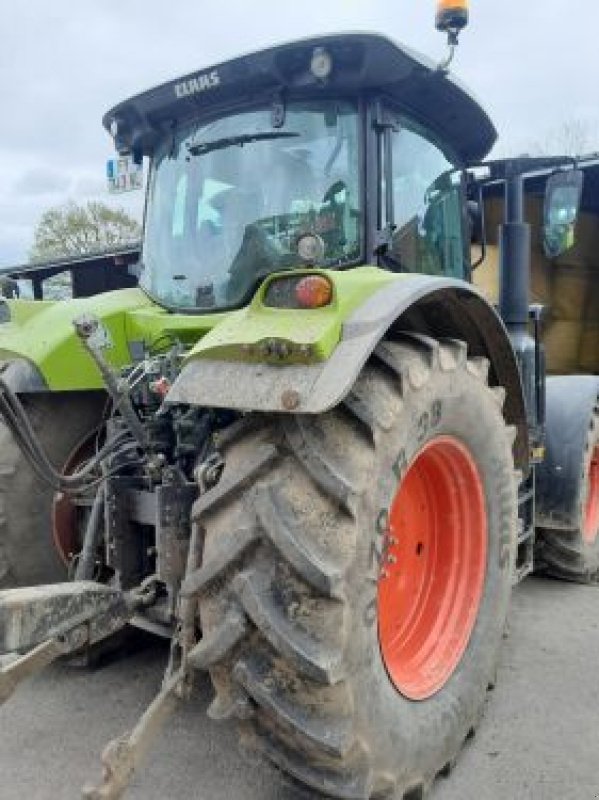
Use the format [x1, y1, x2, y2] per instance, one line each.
[168, 275, 529, 469]
[536, 376, 599, 529]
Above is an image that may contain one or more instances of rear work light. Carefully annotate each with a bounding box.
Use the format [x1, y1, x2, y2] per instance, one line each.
[263, 275, 333, 309]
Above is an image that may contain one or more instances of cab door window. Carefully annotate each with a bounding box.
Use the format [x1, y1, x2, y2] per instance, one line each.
[386, 121, 466, 279]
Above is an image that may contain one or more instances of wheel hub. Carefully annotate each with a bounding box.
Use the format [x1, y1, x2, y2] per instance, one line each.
[377, 436, 488, 701]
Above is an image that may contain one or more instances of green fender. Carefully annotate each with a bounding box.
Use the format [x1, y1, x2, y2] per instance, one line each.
[0, 268, 395, 391]
[168, 273, 529, 470]
[0, 289, 226, 392]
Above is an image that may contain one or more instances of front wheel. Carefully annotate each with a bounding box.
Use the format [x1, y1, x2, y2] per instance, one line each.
[194, 335, 517, 798]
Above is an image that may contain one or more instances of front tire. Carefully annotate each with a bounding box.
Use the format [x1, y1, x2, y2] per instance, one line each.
[193, 335, 517, 798]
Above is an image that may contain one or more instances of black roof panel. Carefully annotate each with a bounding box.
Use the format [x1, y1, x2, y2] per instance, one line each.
[103, 33, 496, 165]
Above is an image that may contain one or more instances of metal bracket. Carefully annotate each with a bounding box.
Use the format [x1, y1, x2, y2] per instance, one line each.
[0, 623, 94, 705]
[0, 638, 65, 705]
[82, 671, 183, 800]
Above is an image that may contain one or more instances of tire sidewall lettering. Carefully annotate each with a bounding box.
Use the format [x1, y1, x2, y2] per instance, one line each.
[363, 399, 445, 627]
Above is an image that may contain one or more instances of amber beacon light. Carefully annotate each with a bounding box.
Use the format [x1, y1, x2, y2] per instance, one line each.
[435, 0, 469, 70]
[436, 0, 469, 33]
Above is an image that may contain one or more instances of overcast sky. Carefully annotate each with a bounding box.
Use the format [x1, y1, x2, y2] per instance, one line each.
[1, 0, 597, 267]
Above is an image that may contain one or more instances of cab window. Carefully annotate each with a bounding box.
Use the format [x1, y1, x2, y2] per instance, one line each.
[385, 120, 466, 279]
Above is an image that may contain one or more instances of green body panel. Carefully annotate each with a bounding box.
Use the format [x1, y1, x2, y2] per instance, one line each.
[0, 267, 401, 390]
[0, 289, 222, 390]
[0, 290, 148, 390]
[183, 267, 402, 365]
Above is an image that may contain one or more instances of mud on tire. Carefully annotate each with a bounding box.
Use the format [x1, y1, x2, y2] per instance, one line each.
[194, 335, 517, 798]
[0, 392, 104, 588]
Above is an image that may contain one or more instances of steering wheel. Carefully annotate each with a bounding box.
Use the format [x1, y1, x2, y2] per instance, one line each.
[322, 180, 347, 206]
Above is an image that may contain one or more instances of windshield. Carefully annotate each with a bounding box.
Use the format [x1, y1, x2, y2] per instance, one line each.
[142, 100, 361, 310]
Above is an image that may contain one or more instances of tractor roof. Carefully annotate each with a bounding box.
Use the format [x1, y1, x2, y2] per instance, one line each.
[103, 33, 496, 165]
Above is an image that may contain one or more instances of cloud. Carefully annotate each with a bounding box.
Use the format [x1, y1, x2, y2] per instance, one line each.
[0, 233, 29, 268]
[12, 167, 71, 197]
[1, 0, 598, 267]
[73, 175, 111, 197]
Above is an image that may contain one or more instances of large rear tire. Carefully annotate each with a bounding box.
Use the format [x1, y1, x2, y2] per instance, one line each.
[192, 335, 517, 798]
[0, 393, 104, 588]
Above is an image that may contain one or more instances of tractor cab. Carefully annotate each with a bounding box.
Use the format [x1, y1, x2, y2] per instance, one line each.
[104, 33, 497, 312]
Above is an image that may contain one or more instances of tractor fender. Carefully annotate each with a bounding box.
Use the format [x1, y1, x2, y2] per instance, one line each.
[535, 375, 599, 529]
[168, 276, 529, 470]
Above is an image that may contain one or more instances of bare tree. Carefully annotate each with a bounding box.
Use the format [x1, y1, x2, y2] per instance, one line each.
[527, 119, 599, 158]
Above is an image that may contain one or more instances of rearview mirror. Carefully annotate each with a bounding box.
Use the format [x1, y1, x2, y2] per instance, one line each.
[543, 169, 584, 258]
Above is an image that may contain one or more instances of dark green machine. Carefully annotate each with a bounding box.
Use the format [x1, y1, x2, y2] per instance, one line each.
[0, 10, 596, 799]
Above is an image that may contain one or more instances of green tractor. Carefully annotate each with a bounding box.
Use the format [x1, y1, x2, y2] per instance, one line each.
[0, 5, 597, 798]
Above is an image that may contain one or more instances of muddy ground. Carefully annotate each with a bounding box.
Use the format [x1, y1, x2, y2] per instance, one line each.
[1, 576, 599, 800]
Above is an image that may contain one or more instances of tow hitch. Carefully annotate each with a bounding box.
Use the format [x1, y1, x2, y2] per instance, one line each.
[0, 579, 195, 799]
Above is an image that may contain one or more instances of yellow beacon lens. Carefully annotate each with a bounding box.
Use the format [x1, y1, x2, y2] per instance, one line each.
[436, 0, 469, 32]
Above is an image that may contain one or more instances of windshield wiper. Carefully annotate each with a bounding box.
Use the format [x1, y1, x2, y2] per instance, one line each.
[188, 131, 299, 157]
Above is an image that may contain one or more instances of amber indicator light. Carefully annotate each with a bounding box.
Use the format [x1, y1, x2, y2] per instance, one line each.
[295, 275, 333, 309]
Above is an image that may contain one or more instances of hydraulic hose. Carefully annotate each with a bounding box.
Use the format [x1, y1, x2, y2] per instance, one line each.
[0, 377, 139, 495]
[1, 383, 128, 482]
[0, 313, 150, 496]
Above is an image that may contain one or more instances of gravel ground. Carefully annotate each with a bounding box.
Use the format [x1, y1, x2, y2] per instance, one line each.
[1, 576, 599, 800]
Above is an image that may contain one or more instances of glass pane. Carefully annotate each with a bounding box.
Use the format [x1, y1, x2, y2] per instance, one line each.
[142, 100, 361, 310]
[389, 122, 464, 279]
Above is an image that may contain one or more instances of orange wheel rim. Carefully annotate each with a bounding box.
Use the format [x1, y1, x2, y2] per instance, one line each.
[377, 436, 488, 701]
[584, 446, 599, 545]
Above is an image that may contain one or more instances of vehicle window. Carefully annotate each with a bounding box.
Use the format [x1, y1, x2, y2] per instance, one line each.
[142, 100, 361, 310]
[387, 121, 465, 279]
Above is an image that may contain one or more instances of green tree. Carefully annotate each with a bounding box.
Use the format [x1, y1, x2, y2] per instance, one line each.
[29, 200, 141, 262]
